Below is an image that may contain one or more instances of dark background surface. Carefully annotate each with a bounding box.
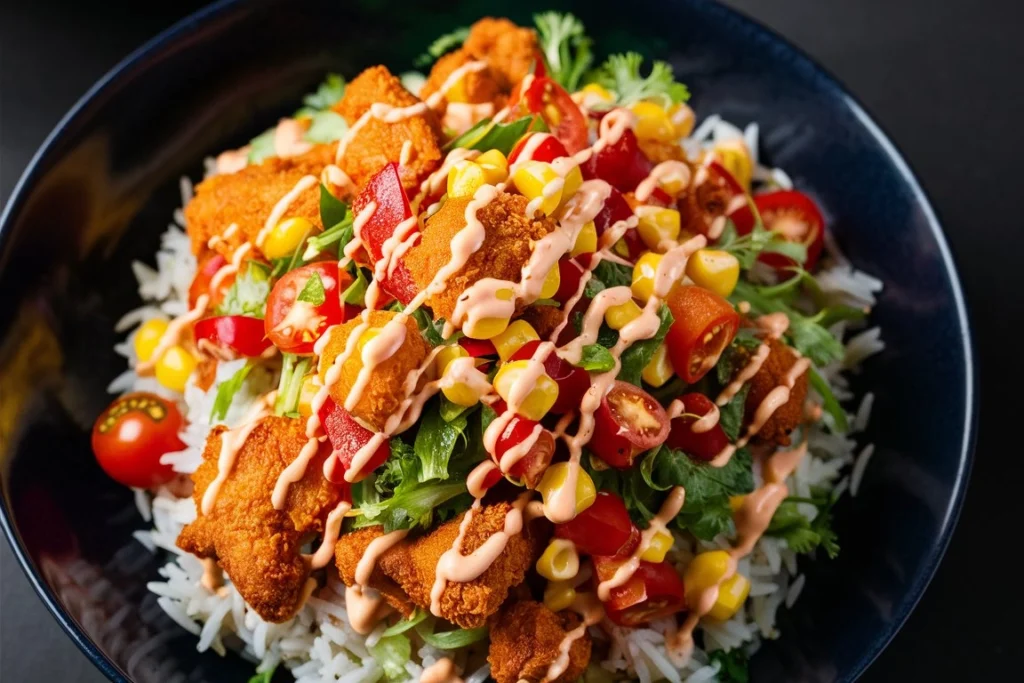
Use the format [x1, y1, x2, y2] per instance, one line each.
[1, 0, 1020, 681]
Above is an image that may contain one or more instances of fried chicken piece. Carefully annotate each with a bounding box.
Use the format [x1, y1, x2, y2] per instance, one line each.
[743, 338, 809, 446]
[520, 304, 565, 340]
[639, 138, 688, 165]
[317, 310, 429, 431]
[463, 17, 538, 92]
[488, 600, 591, 683]
[405, 193, 557, 322]
[332, 66, 444, 193]
[183, 143, 337, 259]
[176, 416, 344, 623]
[421, 48, 503, 108]
[677, 165, 731, 237]
[376, 501, 548, 628]
[334, 526, 416, 617]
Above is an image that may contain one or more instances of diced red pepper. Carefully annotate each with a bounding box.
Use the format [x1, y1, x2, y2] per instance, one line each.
[194, 315, 272, 357]
[594, 558, 687, 627]
[352, 163, 419, 304]
[317, 397, 390, 483]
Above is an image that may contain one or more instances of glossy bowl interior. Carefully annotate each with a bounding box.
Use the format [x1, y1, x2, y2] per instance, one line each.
[0, 0, 975, 681]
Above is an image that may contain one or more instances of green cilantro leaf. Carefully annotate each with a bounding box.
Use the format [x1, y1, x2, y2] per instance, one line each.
[296, 271, 326, 305]
[414, 26, 470, 68]
[210, 363, 253, 423]
[534, 12, 594, 91]
[577, 344, 616, 372]
[718, 384, 749, 442]
[300, 73, 346, 111]
[590, 52, 690, 109]
[216, 261, 271, 317]
[591, 260, 633, 288]
[766, 496, 840, 559]
[710, 649, 750, 683]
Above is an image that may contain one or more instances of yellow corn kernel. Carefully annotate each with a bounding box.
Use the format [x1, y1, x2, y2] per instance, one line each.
[581, 83, 614, 102]
[571, 221, 598, 257]
[686, 249, 740, 298]
[446, 75, 470, 104]
[434, 344, 469, 376]
[713, 139, 753, 190]
[631, 101, 677, 143]
[476, 149, 509, 185]
[605, 299, 643, 331]
[641, 344, 674, 388]
[447, 160, 488, 199]
[558, 166, 584, 210]
[464, 288, 514, 339]
[539, 265, 561, 300]
[513, 161, 561, 216]
[640, 529, 675, 563]
[298, 375, 319, 418]
[356, 327, 382, 353]
[729, 495, 746, 513]
[155, 345, 196, 393]
[440, 360, 483, 407]
[493, 360, 559, 420]
[631, 252, 663, 302]
[537, 462, 597, 515]
[543, 580, 577, 613]
[134, 319, 169, 363]
[491, 320, 540, 362]
[708, 573, 751, 621]
[536, 539, 580, 581]
[636, 206, 681, 250]
[683, 550, 732, 609]
[263, 216, 314, 259]
[669, 103, 696, 139]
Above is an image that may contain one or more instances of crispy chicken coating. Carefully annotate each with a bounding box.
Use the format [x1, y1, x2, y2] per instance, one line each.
[183, 144, 337, 259]
[317, 310, 429, 431]
[405, 193, 557, 322]
[463, 17, 538, 92]
[488, 600, 591, 683]
[519, 304, 565, 340]
[677, 166, 731, 237]
[176, 416, 344, 623]
[639, 138, 688, 165]
[334, 526, 416, 617]
[743, 338, 809, 446]
[332, 66, 444, 194]
[421, 48, 504, 108]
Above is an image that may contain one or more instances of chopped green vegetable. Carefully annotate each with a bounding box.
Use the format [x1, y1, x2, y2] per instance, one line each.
[210, 363, 253, 423]
[447, 115, 546, 156]
[576, 344, 616, 372]
[248, 128, 277, 164]
[618, 305, 673, 386]
[439, 394, 475, 422]
[296, 271, 326, 305]
[300, 73, 346, 112]
[766, 496, 840, 559]
[414, 403, 470, 482]
[356, 481, 469, 533]
[414, 619, 488, 649]
[320, 183, 350, 232]
[368, 633, 412, 680]
[732, 280, 844, 366]
[589, 52, 690, 108]
[247, 666, 276, 683]
[303, 110, 348, 144]
[709, 649, 750, 683]
[808, 368, 848, 432]
[591, 260, 633, 289]
[534, 12, 593, 91]
[342, 267, 370, 305]
[718, 385, 749, 442]
[274, 354, 312, 416]
[216, 261, 271, 317]
[414, 26, 470, 68]
[381, 609, 428, 637]
[409, 306, 448, 347]
[717, 217, 808, 270]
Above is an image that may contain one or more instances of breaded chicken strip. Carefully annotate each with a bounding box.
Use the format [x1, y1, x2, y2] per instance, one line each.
[639, 138, 688, 165]
[520, 304, 565, 340]
[677, 164, 731, 237]
[374, 501, 548, 629]
[332, 66, 444, 194]
[405, 193, 557, 322]
[317, 310, 429, 431]
[488, 600, 591, 683]
[421, 48, 504, 109]
[743, 338, 809, 446]
[184, 144, 337, 259]
[334, 526, 416, 618]
[176, 416, 344, 623]
[463, 18, 538, 92]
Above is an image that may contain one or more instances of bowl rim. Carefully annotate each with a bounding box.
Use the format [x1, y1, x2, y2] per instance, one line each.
[0, 0, 978, 681]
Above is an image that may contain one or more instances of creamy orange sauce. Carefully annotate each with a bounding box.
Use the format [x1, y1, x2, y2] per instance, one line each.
[273, 118, 314, 158]
[541, 592, 604, 683]
[305, 499, 353, 569]
[635, 161, 692, 203]
[200, 558, 224, 593]
[421, 658, 464, 683]
[345, 584, 393, 635]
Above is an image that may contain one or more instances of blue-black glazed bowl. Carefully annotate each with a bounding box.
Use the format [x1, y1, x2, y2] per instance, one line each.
[0, 0, 976, 681]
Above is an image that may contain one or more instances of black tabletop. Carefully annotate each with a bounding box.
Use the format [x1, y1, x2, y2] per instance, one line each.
[1, 0, 1021, 681]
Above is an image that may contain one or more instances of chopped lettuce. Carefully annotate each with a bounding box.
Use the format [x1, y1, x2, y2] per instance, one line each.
[414, 619, 488, 649]
[766, 496, 840, 559]
[303, 110, 347, 144]
[618, 305, 673, 386]
[216, 261, 271, 317]
[274, 354, 311, 417]
[414, 403, 470, 483]
[210, 363, 253, 423]
[368, 633, 412, 680]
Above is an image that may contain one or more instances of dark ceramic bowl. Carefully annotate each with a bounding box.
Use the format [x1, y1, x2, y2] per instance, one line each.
[0, 0, 976, 681]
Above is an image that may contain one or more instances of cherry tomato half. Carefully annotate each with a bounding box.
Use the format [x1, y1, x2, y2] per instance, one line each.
[91, 392, 183, 488]
[352, 162, 420, 305]
[665, 285, 740, 383]
[508, 132, 570, 165]
[189, 253, 227, 309]
[317, 396, 390, 483]
[666, 392, 730, 462]
[194, 315, 272, 357]
[581, 128, 653, 193]
[595, 558, 687, 627]
[731, 190, 826, 271]
[511, 76, 589, 154]
[590, 381, 669, 469]
[511, 340, 590, 414]
[265, 262, 348, 354]
[493, 413, 556, 489]
[555, 491, 639, 557]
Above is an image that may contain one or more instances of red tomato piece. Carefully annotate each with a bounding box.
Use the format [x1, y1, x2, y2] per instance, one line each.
[265, 262, 347, 354]
[189, 253, 227, 309]
[508, 132, 570, 165]
[731, 190, 826, 271]
[553, 257, 586, 304]
[590, 381, 670, 468]
[666, 393, 731, 461]
[511, 340, 590, 414]
[194, 315, 272, 357]
[493, 415, 555, 488]
[595, 558, 687, 627]
[555, 491, 639, 556]
[593, 187, 634, 236]
[317, 396, 390, 483]
[581, 128, 652, 193]
[512, 76, 589, 154]
[459, 337, 498, 358]
[91, 392, 183, 488]
[352, 163, 420, 304]
[665, 286, 740, 383]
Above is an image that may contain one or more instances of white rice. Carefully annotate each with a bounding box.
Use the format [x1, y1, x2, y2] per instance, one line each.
[113, 111, 883, 682]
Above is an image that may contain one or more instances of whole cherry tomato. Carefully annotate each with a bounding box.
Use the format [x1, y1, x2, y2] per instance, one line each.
[666, 393, 730, 461]
[555, 491, 639, 556]
[665, 285, 740, 383]
[91, 392, 183, 488]
[265, 262, 348, 354]
[590, 381, 670, 469]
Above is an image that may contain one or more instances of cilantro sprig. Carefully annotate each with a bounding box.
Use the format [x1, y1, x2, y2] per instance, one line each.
[766, 495, 840, 559]
[534, 12, 594, 91]
[589, 52, 690, 108]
